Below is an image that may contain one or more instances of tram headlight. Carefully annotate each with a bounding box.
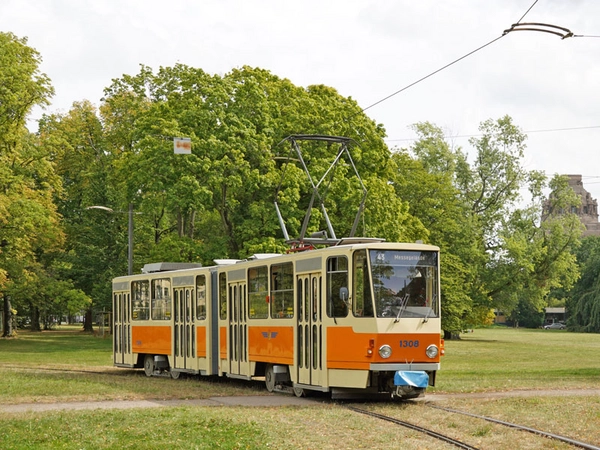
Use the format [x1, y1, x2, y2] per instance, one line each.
[426, 344, 439, 359]
[378, 344, 392, 359]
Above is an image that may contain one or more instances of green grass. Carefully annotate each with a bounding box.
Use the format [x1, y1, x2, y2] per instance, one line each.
[1, 326, 600, 448]
[0, 328, 265, 403]
[436, 327, 600, 392]
[2, 326, 600, 399]
[0, 405, 454, 450]
[0, 408, 268, 449]
[0, 327, 113, 367]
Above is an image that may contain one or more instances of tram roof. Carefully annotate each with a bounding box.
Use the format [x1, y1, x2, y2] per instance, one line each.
[113, 240, 440, 282]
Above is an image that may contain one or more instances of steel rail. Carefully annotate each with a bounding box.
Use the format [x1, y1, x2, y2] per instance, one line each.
[346, 405, 479, 450]
[427, 404, 600, 450]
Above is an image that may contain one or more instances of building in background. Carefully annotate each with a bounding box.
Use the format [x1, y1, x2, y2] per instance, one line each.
[544, 307, 566, 326]
[544, 174, 600, 237]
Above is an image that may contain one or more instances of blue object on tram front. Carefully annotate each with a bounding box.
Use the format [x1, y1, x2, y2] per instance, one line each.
[394, 371, 429, 388]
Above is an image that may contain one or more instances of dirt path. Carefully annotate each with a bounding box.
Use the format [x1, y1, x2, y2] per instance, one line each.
[0, 395, 317, 414]
[2, 389, 598, 414]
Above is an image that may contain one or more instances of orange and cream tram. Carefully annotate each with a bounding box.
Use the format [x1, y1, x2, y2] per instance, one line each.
[112, 239, 443, 399]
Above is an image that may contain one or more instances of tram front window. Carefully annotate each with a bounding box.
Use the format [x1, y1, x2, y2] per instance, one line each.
[369, 250, 439, 319]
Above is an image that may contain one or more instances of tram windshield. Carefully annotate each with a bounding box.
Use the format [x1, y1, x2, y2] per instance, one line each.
[369, 250, 439, 319]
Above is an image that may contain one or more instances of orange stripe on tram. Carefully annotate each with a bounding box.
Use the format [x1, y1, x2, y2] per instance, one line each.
[132, 326, 171, 355]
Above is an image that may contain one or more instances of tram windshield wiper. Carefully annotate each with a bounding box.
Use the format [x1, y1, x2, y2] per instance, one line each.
[422, 308, 431, 323]
[422, 295, 436, 323]
[393, 295, 409, 323]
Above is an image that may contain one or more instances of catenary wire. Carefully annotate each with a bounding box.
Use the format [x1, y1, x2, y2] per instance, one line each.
[516, 0, 539, 23]
[360, 35, 505, 114]
[358, 0, 539, 115]
[385, 125, 600, 143]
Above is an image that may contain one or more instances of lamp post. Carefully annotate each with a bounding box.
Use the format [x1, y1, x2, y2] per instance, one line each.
[86, 203, 134, 275]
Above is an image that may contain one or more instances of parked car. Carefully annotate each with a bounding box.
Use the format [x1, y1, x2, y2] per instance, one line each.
[544, 322, 566, 330]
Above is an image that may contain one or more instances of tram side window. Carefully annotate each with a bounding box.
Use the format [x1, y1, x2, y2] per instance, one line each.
[196, 275, 207, 320]
[219, 272, 227, 320]
[271, 262, 294, 318]
[132, 280, 150, 320]
[327, 256, 349, 318]
[248, 266, 268, 319]
[353, 250, 374, 317]
[151, 278, 172, 320]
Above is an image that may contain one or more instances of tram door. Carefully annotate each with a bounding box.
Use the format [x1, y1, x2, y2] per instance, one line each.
[228, 281, 248, 376]
[113, 291, 132, 366]
[174, 288, 195, 371]
[296, 273, 323, 386]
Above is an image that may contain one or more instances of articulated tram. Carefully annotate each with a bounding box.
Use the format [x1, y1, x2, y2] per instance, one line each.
[112, 239, 443, 399]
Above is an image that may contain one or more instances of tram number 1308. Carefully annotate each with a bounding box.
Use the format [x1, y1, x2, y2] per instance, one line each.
[399, 340, 420, 348]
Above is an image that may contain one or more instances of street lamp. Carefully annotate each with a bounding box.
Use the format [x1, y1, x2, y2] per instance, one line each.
[86, 203, 134, 275]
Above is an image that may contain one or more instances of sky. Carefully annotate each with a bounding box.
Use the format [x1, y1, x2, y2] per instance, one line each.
[2, 0, 599, 201]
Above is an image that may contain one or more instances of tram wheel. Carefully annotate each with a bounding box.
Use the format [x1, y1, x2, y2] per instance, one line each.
[170, 370, 181, 380]
[293, 386, 305, 398]
[264, 364, 276, 392]
[143, 355, 155, 377]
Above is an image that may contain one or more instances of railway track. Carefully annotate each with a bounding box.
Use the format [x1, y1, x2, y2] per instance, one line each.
[426, 403, 600, 450]
[347, 405, 478, 449]
[347, 403, 600, 450]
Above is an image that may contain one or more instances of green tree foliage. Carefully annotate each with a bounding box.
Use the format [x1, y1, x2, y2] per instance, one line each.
[498, 174, 582, 320]
[98, 64, 411, 264]
[511, 297, 545, 328]
[391, 123, 479, 335]
[34, 64, 416, 331]
[0, 33, 90, 334]
[39, 101, 116, 330]
[462, 120, 581, 328]
[15, 49, 583, 338]
[567, 236, 600, 332]
[395, 119, 582, 336]
[0, 33, 53, 148]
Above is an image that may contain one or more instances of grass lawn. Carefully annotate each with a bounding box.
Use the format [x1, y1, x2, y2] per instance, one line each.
[1, 326, 599, 449]
[0, 327, 266, 404]
[437, 326, 600, 392]
[0, 326, 113, 367]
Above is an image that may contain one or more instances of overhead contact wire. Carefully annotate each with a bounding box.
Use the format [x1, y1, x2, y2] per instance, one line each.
[360, 35, 506, 114]
[358, 0, 540, 116]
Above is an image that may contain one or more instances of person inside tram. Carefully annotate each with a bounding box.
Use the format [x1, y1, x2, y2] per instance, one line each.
[408, 278, 427, 307]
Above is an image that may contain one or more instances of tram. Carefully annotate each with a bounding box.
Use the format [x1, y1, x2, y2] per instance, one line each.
[112, 239, 443, 399]
[112, 135, 443, 398]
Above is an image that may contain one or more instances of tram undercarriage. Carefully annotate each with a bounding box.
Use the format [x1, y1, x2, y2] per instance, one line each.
[259, 363, 434, 400]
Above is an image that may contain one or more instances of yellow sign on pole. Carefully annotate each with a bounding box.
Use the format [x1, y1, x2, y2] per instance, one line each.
[174, 137, 191, 154]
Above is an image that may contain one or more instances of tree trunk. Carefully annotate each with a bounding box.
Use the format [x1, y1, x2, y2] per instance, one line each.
[2, 295, 13, 337]
[30, 305, 41, 332]
[188, 210, 196, 238]
[83, 306, 94, 332]
[177, 211, 184, 238]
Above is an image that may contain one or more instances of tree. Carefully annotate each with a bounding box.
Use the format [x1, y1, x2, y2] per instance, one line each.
[395, 119, 582, 337]
[0, 33, 53, 148]
[0, 32, 58, 335]
[566, 236, 600, 332]
[0, 33, 92, 334]
[39, 101, 117, 331]
[509, 297, 545, 328]
[391, 122, 480, 336]
[489, 174, 582, 318]
[458, 119, 581, 326]
[98, 64, 411, 266]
